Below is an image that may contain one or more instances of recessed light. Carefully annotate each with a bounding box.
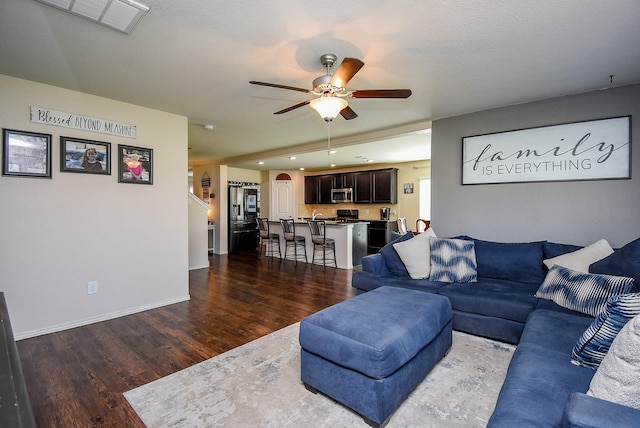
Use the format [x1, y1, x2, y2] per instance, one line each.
[330, 164, 336, 167]
[328, 149, 337, 155]
[299, 167, 305, 171]
[367, 159, 375, 163]
[203, 124, 214, 131]
[289, 156, 297, 160]
[257, 161, 264, 165]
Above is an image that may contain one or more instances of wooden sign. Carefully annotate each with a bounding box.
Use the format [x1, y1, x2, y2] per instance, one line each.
[30, 106, 137, 139]
[462, 116, 630, 185]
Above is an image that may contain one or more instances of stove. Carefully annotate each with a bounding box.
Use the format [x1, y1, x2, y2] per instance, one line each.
[336, 209, 359, 222]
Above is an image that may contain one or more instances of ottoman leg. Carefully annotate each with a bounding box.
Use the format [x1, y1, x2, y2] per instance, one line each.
[363, 414, 392, 428]
[303, 382, 318, 394]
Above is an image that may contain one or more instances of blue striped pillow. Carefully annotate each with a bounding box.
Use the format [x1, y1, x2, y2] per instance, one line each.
[429, 238, 477, 283]
[535, 265, 634, 317]
[572, 293, 640, 369]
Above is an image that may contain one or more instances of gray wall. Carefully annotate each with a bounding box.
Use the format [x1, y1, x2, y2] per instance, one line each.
[431, 84, 639, 247]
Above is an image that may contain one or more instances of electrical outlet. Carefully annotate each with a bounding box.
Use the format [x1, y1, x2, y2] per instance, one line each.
[87, 281, 98, 294]
[365, 209, 369, 214]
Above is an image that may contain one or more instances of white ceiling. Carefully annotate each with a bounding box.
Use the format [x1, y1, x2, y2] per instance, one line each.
[1, 1, 639, 171]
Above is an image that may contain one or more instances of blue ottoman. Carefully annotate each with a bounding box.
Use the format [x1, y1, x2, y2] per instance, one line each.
[299, 286, 452, 428]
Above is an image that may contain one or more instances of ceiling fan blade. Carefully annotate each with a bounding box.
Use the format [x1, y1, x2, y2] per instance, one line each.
[330, 58, 364, 88]
[274, 100, 310, 115]
[340, 105, 358, 120]
[249, 81, 310, 93]
[350, 89, 412, 99]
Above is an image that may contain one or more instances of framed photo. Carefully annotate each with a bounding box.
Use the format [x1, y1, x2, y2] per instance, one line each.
[2, 128, 52, 178]
[118, 144, 153, 184]
[462, 116, 631, 185]
[60, 136, 111, 174]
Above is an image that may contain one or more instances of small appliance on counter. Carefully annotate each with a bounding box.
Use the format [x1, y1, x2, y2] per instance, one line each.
[380, 207, 390, 221]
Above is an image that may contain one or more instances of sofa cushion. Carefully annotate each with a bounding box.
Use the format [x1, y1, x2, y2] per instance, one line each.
[543, 241, 584, 259]
[487, 342, 594, 428]
[521, 309, 594, 352]
[572, 293, 640, 369]
[534, 297, 594, 317]
[590, 237, 640, 293]
[535, 265, 633, 317]
[438, 278, 539, 323]
[351, 271, 445, 294]
[429, 237, 477, 283]
[587, 313, 640, 410]
[379, 231, 414, 277]
[392, 228, 436, 279]
[543, 239, 613, 273]
[473, 239, 546, 284]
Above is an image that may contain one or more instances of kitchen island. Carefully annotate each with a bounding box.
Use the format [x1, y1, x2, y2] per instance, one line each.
[268, 221, 368, 269]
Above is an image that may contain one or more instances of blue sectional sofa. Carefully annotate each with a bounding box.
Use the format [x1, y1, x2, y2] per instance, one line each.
[351, 234, 640, 427]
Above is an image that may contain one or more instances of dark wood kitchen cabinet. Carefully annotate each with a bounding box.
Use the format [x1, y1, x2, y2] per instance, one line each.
[304, 167, 397, 204]
[353, 171, 372, 203]
[304, 176, 318, 204]
[318, 175, 333, 204]
[372, 168, 398, 204]
[332, 172, 354, 189]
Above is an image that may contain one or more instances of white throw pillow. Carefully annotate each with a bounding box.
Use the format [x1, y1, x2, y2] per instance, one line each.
[393, 227, 437, 279]
[543, 239, 614, 273]
[587, 313, 640, 410]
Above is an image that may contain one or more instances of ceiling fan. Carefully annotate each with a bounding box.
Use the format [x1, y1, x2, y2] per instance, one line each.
[250, 53, 412, 122]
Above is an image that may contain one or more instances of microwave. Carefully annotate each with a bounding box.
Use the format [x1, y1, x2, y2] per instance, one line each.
[331, 188, 353, 203]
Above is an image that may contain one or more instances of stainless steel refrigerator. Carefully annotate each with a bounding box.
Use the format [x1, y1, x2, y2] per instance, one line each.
[228, 184, 259, 253]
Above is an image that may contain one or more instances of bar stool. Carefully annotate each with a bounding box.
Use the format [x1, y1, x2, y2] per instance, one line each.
[308, 220, 336, 271]
[280, 218, 307, 265]
[257, 217, 281, 259]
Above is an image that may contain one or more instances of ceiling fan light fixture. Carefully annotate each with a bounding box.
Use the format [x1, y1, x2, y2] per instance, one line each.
[310, 96, 347, 121]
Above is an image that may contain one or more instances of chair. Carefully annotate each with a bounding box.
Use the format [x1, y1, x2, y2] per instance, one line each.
[416, 219, 431, 234]
[280, 218, 307, 265]
[308, 220, 337, 271]
[397, 217, 408, 235]
[257, 217, 281, 259]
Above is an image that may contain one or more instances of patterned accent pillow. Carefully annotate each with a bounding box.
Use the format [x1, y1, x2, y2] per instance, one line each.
[535, 265, 634, 317]
[429, 238, 477, 283]
[572, 293, 640, 369]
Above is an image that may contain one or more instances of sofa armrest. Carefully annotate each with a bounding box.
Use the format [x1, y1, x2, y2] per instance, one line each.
[561, 392, 640, 428]
[361, 253, 389, 275]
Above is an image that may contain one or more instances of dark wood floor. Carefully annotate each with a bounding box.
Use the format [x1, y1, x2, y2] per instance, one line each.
[17, 251, 356, 427]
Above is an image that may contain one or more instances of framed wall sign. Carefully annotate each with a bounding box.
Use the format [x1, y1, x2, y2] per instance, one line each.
[118, 144, 153, 184]
[462, 116, 631, 185]
[2, 128, 52, 178]
[60, 136, 111, 174]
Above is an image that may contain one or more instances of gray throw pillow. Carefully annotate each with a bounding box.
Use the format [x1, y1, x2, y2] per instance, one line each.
[587, 313, 640, 410]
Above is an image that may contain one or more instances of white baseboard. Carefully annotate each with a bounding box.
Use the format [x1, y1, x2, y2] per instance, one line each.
[189, 262, 210, 270]
[15, 294, 191, 340]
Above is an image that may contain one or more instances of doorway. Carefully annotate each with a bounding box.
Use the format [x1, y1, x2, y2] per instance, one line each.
[419, 178, 431, 220]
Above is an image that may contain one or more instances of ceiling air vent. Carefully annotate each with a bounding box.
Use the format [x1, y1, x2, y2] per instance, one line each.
[35, 0, 150, 34]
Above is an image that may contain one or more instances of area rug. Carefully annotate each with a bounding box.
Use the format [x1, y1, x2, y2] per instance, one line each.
[124, 323, 515, 427]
